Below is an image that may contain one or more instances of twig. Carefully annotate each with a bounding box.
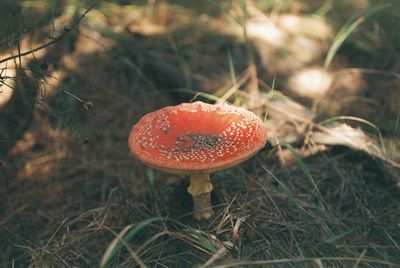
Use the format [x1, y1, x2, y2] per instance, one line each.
[0, 0, 100, 65]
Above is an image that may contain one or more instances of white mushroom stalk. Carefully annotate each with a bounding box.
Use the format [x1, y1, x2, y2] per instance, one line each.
[187, 174, 213, 219]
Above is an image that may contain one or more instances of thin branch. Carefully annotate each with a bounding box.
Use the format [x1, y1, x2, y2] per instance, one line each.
[0, 0, 100, 65]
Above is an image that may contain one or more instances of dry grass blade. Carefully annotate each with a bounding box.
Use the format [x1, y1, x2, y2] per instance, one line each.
[352, 249, 367, 268]
[200, 247, 228, 268]
[310, 258, 325, 268]
[216, 68, 252, 104]
[211, 257, 398, 267]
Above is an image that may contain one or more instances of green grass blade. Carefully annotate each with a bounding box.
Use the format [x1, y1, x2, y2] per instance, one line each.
[324, 4, 390, 68]
[259, 162, 313, 230]
[168, 219, 217, 252]
[186, 229, 217, 252]
[227, 46, 237, 85]
[324, 224, 365, 244]
[100, 217, 216, 267]
[100, 217, 163, 268]
[282, 144, 330, 211]
[394, 111, 400, 137]
[122, 58, 158, 94]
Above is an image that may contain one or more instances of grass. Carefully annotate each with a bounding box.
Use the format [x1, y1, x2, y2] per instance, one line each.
[24, 153, 398, 267]
[324, 3, 391, 68]
[1, 0, 399, 267]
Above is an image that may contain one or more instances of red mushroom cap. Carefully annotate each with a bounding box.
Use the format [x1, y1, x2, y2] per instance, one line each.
[128, 101, 267, 174]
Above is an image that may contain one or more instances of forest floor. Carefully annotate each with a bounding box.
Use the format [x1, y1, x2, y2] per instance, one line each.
[0, 0, 399, 267]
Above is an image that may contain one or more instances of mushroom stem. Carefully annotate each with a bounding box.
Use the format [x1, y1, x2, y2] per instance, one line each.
[187, 174, 214, 220]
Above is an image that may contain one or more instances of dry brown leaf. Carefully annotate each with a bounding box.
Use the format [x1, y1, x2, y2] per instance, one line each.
[311, 123, 384, 159]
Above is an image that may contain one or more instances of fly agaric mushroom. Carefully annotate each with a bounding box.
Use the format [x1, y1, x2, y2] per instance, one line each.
[128, 101, 267, 220]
